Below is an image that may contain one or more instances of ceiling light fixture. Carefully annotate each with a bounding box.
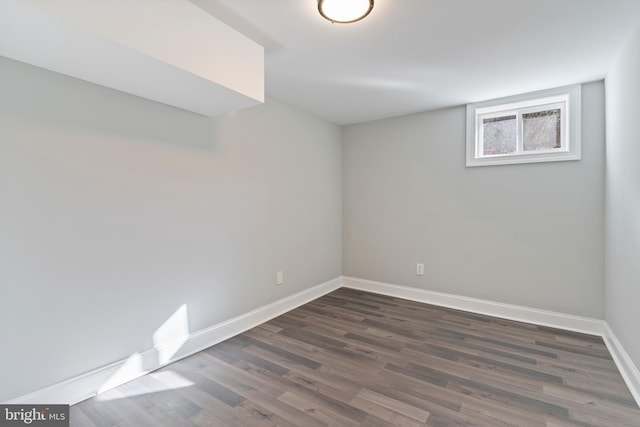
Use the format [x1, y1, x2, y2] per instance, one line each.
[318, 0, 374, 24]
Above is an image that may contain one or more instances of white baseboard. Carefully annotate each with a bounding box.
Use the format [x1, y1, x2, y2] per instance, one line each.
[602, 324, 640, 405]
[341, 276, 606, 335]
[341, 276, 640, 407]
[5, 277, 341, 405]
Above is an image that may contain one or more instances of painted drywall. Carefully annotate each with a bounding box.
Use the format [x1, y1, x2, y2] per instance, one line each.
[343, 81, 605, 318]
[605, 23, 640, 370]
[0, 57, 341, 402]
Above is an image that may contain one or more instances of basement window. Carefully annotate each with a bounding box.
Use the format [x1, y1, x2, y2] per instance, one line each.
[466, 84, 581, 167]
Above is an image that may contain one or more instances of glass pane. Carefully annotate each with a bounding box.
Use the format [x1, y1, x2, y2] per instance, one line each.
[482, 115, 516, 155]
[523, 109, 561, 151]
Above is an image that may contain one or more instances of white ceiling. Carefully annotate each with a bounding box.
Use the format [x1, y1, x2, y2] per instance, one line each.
[1, 0, 264, 116]
[192, 0, 640, 125]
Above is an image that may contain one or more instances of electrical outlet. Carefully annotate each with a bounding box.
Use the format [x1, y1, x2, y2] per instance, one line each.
[276, 271, 284, 285]
[416, 263, 424, 276]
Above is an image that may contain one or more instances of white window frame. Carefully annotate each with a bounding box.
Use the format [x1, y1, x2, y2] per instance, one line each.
[466, 84, 581, 167]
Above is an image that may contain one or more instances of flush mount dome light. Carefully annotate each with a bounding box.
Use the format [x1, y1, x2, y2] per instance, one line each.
[318, 0, 374, 24]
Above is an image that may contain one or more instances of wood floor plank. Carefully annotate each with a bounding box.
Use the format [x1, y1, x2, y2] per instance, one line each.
[349, 396, 427, 427]
[278, 390, 362, 427]
[356, 389, 430, 423]
[69, 405, 99, 427]
[72, 289, 640, 426]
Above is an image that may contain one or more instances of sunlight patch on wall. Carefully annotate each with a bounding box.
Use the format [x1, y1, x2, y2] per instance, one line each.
[153, 304, 190, 365]
[97, 304, 191, 396]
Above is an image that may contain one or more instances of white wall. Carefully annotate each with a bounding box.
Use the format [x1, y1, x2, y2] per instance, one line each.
[0, 57, 342, 402]
[343, 81, 605, 318]
[605, 23, 640, 370]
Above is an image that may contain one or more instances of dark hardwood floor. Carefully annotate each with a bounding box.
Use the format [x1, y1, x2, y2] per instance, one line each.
[71, 288, 640, 426]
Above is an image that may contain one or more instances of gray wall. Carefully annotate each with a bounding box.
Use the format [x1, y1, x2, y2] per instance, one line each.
[0, 57, 342, 402]
[605, 23, 640, 369]
[343, 81, 605, 318]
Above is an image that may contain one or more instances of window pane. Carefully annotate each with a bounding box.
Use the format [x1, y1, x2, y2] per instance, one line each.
[523, 109, 561, 151]
[482, 115, 516, 155]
